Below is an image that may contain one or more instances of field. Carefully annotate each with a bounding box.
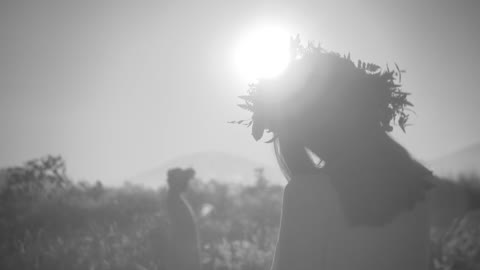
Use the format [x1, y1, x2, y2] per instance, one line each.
[0, 155, 479, 270]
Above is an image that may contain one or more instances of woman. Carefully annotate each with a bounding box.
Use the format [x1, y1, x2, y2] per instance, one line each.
[235, 39, 434, 270]
[165, 168, 201, 270]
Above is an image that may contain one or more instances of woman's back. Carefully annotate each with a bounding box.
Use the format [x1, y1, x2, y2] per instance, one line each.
[165, 192, 201, 270]
[272, 173, 430, 270]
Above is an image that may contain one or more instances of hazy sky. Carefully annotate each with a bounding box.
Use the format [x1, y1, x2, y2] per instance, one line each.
[1, 0, 479, 184]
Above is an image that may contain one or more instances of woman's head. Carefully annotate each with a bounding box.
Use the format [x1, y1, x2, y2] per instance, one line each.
[167, 168, 195, 193]
[235, 39, 419, 177]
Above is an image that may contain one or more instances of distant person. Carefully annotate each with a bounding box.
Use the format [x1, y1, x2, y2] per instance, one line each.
[234, 38, 435, 270]
[165, 168, 201, 270]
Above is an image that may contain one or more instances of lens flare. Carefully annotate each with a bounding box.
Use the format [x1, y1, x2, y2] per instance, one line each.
[235, 26, 291, 81]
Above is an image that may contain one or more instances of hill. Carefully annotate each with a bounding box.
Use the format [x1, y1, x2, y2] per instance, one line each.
[129, 152, 286, 187]
[429, 142, 480, 178]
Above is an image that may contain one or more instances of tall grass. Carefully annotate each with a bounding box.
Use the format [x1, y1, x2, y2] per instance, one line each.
[0, 156, 478, 270]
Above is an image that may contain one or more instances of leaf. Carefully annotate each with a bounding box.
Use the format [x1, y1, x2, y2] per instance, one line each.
[398, 115, 409, 133]
[238, 103, 254, 112]
[238, 95, 255, 102]
[366, 63, 381, 73]
[394, 63, 404, 82]
[394, 63, 401, 73]
[404, 107, 417, 114]
[228, 119, 251, 125]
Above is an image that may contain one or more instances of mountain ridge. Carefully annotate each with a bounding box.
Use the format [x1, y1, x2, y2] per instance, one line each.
[129, 151, 286, 187]
[130, 141, 480, 187]
[428, 142, 480, 178]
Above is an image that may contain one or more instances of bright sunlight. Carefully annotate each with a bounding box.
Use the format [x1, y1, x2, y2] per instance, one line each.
[234, 26, 291, 81]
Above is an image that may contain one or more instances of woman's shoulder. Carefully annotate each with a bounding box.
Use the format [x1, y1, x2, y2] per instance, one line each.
[287, 171, 331, 188]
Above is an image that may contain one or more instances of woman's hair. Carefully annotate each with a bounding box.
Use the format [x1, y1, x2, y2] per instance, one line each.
[274, 123, 433, 226]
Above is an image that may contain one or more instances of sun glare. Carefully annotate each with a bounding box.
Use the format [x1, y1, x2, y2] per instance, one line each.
[235, 26, 291, 81]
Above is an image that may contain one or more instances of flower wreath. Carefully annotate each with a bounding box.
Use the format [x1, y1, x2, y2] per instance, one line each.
[231, 36, 414, 142]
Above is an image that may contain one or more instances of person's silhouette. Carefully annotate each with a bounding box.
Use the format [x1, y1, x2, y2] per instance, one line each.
[235, 39, 435, 270]
[165, 168, 200, 270]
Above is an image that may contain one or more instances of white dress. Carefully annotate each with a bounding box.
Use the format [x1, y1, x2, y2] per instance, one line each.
[271, 173, 430, 270]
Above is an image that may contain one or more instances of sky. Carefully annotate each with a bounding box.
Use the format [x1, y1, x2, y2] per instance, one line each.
[1, 0, 479, 184]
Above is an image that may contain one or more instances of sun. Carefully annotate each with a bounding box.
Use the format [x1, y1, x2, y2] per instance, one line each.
[234, 26, 291, 81]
